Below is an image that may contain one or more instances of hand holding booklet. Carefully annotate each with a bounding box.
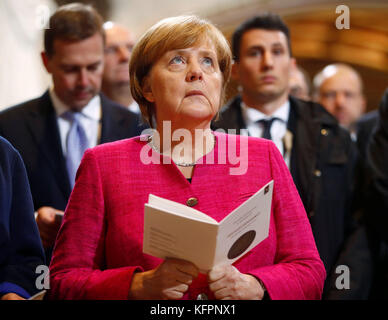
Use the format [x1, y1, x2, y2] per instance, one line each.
[143, 180, 273, 271]
[28, 290, 46, 300]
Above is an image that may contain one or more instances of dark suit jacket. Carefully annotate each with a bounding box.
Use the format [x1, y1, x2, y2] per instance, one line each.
[0, 91, 146, 263]
[0, 91, 145, 212]
[0, 136, 45, 298]
[356, 110, 378, 162]
[363, 89, 388, 299]
[366, 90, 388, 241]
[352, 111, 378, 230]
[212, 95, 373, 299]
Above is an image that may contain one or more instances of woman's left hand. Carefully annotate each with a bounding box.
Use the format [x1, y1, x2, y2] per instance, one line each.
[1, 293, 25, 300]
[208, 265, 265, 300]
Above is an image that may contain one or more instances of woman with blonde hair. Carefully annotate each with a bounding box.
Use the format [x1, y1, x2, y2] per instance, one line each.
[49, 15, 325, 300]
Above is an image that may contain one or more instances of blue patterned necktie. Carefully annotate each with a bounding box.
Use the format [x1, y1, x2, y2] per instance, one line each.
[65, 111, 89, 188]
[257, 118, 278, 140]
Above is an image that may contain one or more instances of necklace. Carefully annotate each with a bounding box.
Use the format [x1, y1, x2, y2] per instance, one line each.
[148, 134, 215, 167]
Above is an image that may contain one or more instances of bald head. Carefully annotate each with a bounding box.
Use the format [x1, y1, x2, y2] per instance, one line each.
[313, 63, 366, 130]
[101, 22, 136, 106]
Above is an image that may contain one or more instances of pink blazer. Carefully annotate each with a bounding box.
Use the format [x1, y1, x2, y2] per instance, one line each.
[49, 132, 325, 300]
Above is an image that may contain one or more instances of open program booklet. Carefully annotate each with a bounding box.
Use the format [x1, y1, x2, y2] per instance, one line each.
[143, 180, 273, 271]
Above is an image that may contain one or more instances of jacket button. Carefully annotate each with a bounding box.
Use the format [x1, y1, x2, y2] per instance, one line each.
[196, 293, 208, 300]
[321, 129, 329, 136]
[186, 197, 198, 207]
[314, 170, 322, 177]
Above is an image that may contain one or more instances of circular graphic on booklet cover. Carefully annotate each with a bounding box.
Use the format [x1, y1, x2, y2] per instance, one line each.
[227, 230, 256, 259]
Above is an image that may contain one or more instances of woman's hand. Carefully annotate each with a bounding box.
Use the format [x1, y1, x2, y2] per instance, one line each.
[128, 258, 199, 300]
[1, 293, 25, 300]
[208, 265, 265, 300]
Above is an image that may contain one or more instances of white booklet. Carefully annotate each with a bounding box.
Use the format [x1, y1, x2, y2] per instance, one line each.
[28, 290, 46, 300]
[143, 180, 273, 271]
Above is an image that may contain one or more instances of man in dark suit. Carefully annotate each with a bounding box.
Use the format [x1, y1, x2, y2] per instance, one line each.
[356, 110, 378, 161]
[0, 3, 144, 263]
[361, 88, 388, 299]
[212, 13, 372, 299]
[0, 136, 45, 300]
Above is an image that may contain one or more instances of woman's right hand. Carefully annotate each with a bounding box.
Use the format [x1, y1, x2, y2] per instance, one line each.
[128, 258, 199, 300]
[0, 293, 25, 300]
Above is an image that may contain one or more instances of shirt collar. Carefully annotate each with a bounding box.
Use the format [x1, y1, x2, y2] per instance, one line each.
[49, 87, 101, 121]
[241, 99, 290, 124]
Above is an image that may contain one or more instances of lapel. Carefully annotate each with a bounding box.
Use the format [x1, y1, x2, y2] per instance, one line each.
[216, 95, 249, 135]
[287, 96, 330, 213]
[287, 98, 306, 180]
[25, 91, 71, 198]
[231, 96, 249, 134]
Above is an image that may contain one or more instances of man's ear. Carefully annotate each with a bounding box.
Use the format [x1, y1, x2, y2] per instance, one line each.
[142, 76, 155, 103]
[360, 95, 367, 113]
[41, 52, 52, 74]
[231, 61, 240, 82]
[289, 57, 297, 75]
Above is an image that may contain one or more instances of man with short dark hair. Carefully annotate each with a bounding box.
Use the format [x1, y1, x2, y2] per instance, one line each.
[0, 3, 144, 263]
[213, 13, 372, 299]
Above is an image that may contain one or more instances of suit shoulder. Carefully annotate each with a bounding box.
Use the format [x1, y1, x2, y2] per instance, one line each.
[111, 104, 140, 121]
[291, 97, 347, 129]
[357, 110, 378, 129]
[213, 96, 242, 130]
[214, 130, 271, 150]
[87, 136, 143, 156]
[290, 97, 353, 150]
[101, 95, 145, 127]
[0, 98, 38, 117]
[101, 94, 139, 118]
[218, 96, 241, 115]
[290, 97, 330, 119]
[0, 136, 20, 169]
[0, 94, 47, 122]
[0, 136, 17, 154]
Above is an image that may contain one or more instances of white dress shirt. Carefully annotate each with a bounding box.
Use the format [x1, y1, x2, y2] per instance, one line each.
[49, 88, 102, 158]
[241, 100, 290, 157]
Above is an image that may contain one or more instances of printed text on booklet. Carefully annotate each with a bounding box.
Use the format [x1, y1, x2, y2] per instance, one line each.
[143, 180, 273, 271]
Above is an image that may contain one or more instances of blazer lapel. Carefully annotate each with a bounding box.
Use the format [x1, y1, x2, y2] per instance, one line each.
[26, 91, 71, 198]
[229, 96, 249, 135]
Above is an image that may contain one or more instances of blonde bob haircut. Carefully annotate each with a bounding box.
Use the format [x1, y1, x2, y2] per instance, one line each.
[129, 15, 232, 128]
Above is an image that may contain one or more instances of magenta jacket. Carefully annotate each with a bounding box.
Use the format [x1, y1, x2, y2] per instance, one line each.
[49, 132, 325, 300]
